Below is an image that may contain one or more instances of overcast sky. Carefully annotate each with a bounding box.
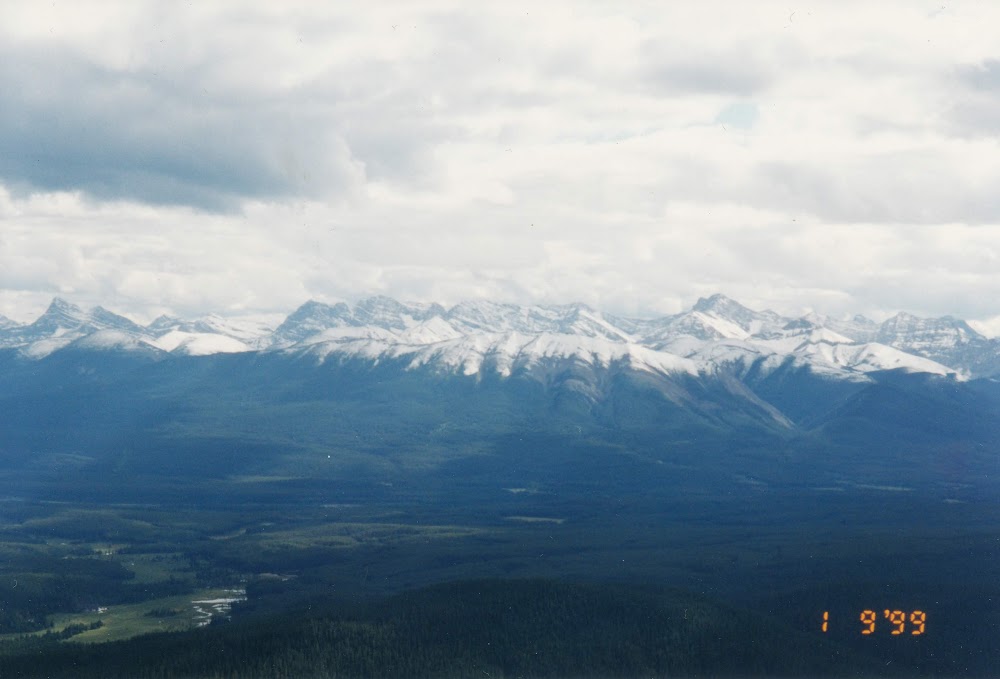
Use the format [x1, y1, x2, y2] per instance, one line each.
[2, 1, 1000, 330]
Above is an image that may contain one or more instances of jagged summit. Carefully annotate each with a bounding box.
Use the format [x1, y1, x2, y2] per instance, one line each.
[34, 297, 87, 327]
[12, 298, 143, 345]
[271, 300, 359, 346]
[0, 313, 22, 331]
[878, 312, 981, 340]
[692, 293, 743, 313]
[352, 296, 443, 329]
[146, 315, 181, 333]
[689, 294, 784, 335]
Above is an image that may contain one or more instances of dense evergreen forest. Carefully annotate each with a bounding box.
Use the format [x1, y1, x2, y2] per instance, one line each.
[0, 579, 903, 678]
[0, 479, 996, 677]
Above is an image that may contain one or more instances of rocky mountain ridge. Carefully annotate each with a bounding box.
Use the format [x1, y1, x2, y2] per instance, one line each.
[1, 294, 997, 379]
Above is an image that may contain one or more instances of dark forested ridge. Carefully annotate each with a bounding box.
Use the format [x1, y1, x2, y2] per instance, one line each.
[0, 349, 997, 501]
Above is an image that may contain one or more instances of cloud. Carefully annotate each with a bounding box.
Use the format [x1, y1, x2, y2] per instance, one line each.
[0, 45, 369, 210]
[958, 59, 1000, 91]
[4, 2, 1000, 326]
[948, 59, 1000, 138]
[0, 1, 469, 211]
[641, 51, 774, 97]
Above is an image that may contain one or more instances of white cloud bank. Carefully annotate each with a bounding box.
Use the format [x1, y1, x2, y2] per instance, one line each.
[1, 1, 1000, 325]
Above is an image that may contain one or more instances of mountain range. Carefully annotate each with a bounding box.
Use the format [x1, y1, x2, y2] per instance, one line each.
[2, 294, 996, 380]
[0, 294, 998, 502]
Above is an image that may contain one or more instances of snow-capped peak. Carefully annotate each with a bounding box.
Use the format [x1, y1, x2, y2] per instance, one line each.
[692, 293, 751, 318]
[691, 294, 784, 334]
[1, 298, 146, 352]
[877, 312, 982, 345]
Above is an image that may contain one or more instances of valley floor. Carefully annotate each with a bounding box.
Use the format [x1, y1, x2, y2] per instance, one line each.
[0, 475, 997, 677]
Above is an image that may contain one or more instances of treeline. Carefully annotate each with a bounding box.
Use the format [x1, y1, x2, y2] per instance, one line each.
[0, 578, 899, 678]
[0, 556, 131, 633]
[0, 569, 191, 634]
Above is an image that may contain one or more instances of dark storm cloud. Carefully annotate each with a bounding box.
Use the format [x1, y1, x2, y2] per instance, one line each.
[0, 42, 453, 211]
[0, 45, 351, 210]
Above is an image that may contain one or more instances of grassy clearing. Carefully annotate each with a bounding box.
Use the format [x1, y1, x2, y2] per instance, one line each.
[10, 587, 246, 644]
[504, 516, 565, 524]
[230, 521, 485, 551]
[122, 552, 194, 584]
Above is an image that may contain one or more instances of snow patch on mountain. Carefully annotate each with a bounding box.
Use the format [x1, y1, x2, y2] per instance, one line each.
[304, 331, 702, 380]
[794, 342, 957, 377]
[967, 319, 1000, 338]
[72, 330, 158, 353]
[148, 313, 279, 349]
[18, 337, 76, 359]
[690, 311, 750, 340]
[153, 331, 251, 356]
[397, 317, 464, 345]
